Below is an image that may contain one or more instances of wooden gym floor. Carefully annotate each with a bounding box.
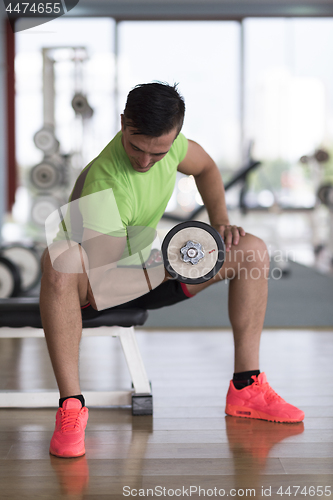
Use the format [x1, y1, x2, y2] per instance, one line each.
[0, 328, 332, 499]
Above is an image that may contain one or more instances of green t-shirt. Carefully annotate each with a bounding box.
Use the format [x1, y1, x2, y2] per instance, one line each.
[55, 131, 188, 263]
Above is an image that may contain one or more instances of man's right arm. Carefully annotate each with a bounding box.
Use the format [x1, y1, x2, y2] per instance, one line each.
[82, 228, 165, 310]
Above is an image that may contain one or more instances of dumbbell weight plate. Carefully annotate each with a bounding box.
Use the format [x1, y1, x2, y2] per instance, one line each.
[30, 161, 61, 190]
[72, 93, 94, 119]
[314, 149, 329, 163]
[31, 196, 60, 227]
[318, 184, 333, 208]
[33, 127, 59, 154]
[162, 221, 225, 284]
[1, 244, 41, 292]
[0, 256, 21, 298]
[328, 188, 333, 209]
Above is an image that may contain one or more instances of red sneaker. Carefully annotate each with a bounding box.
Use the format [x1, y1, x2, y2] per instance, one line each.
[225, 373, 304, 423]
[49, 398, 89, 458]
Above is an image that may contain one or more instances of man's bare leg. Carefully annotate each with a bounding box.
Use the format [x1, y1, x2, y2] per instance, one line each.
[40, 243, 91, 399]
[186, 233, 270, 373]
[186, 233, 304, 423]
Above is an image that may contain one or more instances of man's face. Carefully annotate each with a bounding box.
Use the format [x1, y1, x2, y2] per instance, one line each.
[121, 116, 178, 173]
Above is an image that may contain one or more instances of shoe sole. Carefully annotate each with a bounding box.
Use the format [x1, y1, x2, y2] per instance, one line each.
[225, 404, 304, 423]
[49, 448, 86, 458]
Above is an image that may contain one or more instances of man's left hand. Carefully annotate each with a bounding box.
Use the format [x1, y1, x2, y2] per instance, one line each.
[213, 224, 246, 252]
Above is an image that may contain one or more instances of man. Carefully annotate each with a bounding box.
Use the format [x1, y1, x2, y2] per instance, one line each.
[40, 82, 304, 459]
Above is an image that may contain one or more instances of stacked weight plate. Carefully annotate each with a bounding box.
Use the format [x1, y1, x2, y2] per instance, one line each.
[30, 125, 67, 228]
[0, 244, 41, 298]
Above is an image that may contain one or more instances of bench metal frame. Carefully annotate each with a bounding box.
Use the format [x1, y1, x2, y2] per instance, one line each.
[0, 325, 152, 413]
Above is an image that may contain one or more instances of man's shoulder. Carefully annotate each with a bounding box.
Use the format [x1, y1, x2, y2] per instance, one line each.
[83, 132, 129, 186]
[98, 130, 123, 158]
[168, 132, 188, 163]
[173, 132, 187, 147]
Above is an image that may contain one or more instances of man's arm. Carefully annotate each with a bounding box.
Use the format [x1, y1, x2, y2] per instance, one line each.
[82, 228, 165, 310]
[178, 139, 245, 251]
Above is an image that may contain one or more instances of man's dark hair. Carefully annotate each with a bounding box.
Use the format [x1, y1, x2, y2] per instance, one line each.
[123, 82, 185, 137]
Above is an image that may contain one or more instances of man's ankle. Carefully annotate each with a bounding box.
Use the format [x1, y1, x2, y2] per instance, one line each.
[233, 370, 260, 390]
[59, 395, 85, 408]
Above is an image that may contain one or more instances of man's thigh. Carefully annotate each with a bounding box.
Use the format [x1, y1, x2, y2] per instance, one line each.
[186, 232, 268, 296]
[41, 240, 90, 307]
[84, 279, 191, 313]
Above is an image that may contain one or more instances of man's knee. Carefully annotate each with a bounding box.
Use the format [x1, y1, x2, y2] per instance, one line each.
[232, 233, 269, 266]
[45, 241, 88, 274]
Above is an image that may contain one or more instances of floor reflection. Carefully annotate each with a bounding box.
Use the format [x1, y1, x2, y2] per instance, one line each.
[225, 416, 305, 494]
[50, 454, 89, 498]
[120, 416, 153, 492]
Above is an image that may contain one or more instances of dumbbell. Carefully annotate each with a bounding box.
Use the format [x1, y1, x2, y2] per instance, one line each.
[1, 243, 41, 293]
[318, 184, 333, 209]
[162, 221, 225, 284]
[0, 256, 21, 298]
[71, 93, 94, 119]
[44, 216, 225, 287]
[30, 160, 63, 190]
[33, 126, 59, 155]
[31, 196, 62, 227]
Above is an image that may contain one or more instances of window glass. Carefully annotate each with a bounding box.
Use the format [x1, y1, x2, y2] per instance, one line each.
[244, 18, 333, 208]
[118, 21, 241, 170]
[15, 18, 115, 170]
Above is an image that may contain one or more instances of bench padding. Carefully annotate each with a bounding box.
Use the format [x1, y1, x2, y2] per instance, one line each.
[0, 298, 148, 329]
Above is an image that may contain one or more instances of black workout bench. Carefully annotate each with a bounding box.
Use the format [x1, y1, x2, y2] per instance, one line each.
[0, 298, 152, 415]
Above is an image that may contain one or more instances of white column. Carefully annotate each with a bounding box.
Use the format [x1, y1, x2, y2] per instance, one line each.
[0, 10, 8, 245]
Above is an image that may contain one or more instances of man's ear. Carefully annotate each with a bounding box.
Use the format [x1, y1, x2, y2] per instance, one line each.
[120, 114, 125, 131]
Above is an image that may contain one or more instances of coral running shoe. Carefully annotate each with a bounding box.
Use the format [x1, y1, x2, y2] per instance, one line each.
[49, 398, 89, 458]
[225, 373, 304, 423]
